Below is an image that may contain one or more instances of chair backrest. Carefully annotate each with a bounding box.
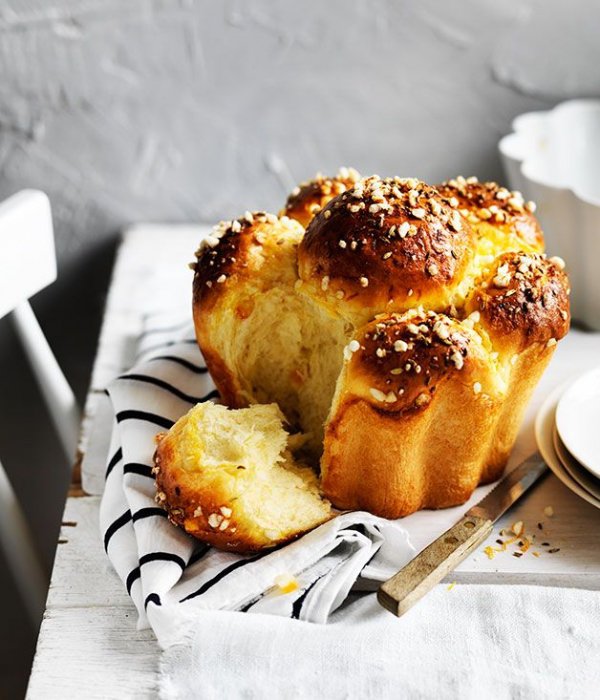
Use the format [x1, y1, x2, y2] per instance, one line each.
[0, 190, 80, 460]
[0, 190, 56, 321]
[0, 190, 69, 624]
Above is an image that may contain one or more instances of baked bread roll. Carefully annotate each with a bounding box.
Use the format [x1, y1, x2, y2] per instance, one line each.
[189, 173, 570, 528]
[435, 176, 544, 256]
[193, 211, 347, 458]
[154, 402, 331, 551]
[281, 167, 361, 228]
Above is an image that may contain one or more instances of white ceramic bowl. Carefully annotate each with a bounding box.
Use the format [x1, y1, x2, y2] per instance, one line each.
[499, 99, 600, 330]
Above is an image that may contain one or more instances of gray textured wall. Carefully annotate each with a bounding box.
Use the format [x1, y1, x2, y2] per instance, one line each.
[2, 0, 600, 275]
[1, 0, 600, 689]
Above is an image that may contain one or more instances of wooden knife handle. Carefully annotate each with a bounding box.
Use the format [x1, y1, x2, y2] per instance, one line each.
[377, 514, 493, 617]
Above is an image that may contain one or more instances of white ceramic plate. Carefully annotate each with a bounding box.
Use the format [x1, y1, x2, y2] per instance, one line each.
[553, 427, 600, 501]
[535, 383, 600, 510]
[555, 367, 600, 479]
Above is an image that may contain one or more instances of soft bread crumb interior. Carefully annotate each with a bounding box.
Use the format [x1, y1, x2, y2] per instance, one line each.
[173, 402, 331, 540]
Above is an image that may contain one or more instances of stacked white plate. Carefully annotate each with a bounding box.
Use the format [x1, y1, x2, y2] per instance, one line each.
[536, 367, 600, 509]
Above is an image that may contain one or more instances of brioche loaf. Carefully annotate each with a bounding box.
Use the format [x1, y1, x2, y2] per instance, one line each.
[158, 171, 569, 550]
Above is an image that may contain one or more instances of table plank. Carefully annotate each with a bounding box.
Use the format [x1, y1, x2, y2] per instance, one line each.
[28, 496, 159, 698]
[28, 606, 157, 699]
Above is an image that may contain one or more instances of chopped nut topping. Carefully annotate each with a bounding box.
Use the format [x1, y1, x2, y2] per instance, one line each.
[473, 382, 482, 395]
[415, 392, 431, 407]
[433, 321, 450, 340]
[398, 221, 411, 238]
[208, 513, 223, 529]
[546, 338, 557, 348]
[450, 211, 462, 231]
[359, 276, 369, 288]
[369, 387, 387, 402]
[394, 339, 409, 352]
[549, 255, 566, 270]
[450, 351, 464, 370]
[508, 197, 523, 211]
[493, 263, 511, 288]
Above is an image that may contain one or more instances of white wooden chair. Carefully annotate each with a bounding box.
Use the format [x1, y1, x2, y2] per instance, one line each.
[0, 190, 80, 625]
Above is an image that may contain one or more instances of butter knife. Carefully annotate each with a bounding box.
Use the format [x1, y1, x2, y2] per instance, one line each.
[377, 452, 548, 617]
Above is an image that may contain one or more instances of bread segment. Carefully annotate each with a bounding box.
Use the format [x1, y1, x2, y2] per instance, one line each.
[190, 173, 570, 526]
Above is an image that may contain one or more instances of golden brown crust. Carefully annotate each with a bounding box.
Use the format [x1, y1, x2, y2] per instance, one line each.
[468, 252, 570, 353]
[281, 167, 361, 228]
[154, 433, 262, 553]
[342, 309, 475, 414]
[192, 212, 305, 413]
[188, 175, 571, 526]
[322, 310, 505, 517]
[297, 176, 476, 325]
[436, 176, 544, 253]
[192, 212, 303, 314]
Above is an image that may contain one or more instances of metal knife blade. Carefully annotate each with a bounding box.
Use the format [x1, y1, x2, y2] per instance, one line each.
[467, 452, 548, 523]
[378, 452, 548, 617]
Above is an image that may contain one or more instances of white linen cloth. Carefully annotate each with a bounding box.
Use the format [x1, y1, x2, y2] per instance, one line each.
[159, 585, 600, 700]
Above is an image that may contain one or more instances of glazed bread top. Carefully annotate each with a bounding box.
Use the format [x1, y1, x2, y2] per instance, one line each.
[191, 172, 570, 461]
[467, 251, 570, 354]
[193, 211, 304, 316]
[341, 308, 499, 415]
[281, 167, 362, 228]
[297, 176, 476, 326]
[436, 176, 544, 255]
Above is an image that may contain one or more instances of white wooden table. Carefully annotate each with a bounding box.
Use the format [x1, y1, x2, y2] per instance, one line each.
[27, 227, 600, 697]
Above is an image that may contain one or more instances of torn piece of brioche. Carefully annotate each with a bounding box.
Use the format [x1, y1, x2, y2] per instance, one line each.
[153, 402, 332, 552]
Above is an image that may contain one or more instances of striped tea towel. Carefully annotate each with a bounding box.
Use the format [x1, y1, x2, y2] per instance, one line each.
[99, 311, 415, 642]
